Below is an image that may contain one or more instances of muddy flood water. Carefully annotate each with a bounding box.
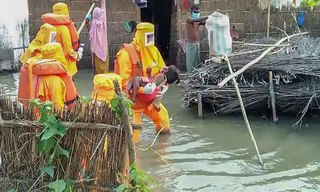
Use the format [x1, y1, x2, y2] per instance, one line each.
[2, 69, 320, 192]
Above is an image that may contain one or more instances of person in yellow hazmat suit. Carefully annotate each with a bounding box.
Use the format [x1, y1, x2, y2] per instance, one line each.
[91, 73, 122, 102]
[18, 23, 57, 106]
[114, 22, 170, 143]
[19, 23, 57, 64]
[41, 2, 83, 76]
[18, 42, 78, 111]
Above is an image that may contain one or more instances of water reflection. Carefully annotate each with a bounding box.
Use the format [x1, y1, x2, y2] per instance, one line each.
[2, 70, 320, 191]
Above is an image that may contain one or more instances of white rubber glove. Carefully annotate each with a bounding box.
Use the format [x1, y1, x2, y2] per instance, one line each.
[77, 47, 84, 61]
[143, 83, 156, 94]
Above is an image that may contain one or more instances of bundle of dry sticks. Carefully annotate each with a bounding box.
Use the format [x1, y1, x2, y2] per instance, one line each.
[183, 35, 320, 124]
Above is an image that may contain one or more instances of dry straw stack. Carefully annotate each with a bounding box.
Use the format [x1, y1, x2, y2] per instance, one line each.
[0, 95, 127, 191]
[183, 36, 320, 125]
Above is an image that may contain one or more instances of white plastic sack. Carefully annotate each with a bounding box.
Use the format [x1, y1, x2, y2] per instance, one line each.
[205, 12, 232, 56]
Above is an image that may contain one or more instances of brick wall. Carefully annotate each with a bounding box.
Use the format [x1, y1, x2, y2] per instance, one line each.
[28, 0, 320, 71]
[28, 0, 139, 70]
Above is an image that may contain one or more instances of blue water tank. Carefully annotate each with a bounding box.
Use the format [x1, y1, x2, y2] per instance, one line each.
[297, 13, 305, 27]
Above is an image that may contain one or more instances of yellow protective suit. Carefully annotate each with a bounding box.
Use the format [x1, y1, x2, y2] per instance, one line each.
[20, 23, 56, 64]
[18, 43, 78, 111]
[37, 75, 67, 110]
[115, 22, 170, 143]
[19, 24, 56, 106]
[91, 73, 122, 102]
[42, 3, 78, 76]
[40, 42, 69, 70]
[39, 43, 78, 110]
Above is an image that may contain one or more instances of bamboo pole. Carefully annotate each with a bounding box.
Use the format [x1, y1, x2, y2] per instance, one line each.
[269, 71, 278, 122]
[267, 0, 271, 38]
[113, 80, 136, 165]
[0, 111, 3, 125]
[218, 32, 308, 88]
[77, 2, 96, 35]
[232, 43, 290, 47]
[224, 55, 264, 167]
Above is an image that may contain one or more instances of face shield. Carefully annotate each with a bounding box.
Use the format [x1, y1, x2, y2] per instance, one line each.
[133, 22, 155, 48]
[48, 31, 57, 43]
[145, 32, 154, 47]
[36, 23, 56, 45]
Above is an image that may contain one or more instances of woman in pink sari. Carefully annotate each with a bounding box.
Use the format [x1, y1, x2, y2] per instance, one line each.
[89, 0, 109, 74]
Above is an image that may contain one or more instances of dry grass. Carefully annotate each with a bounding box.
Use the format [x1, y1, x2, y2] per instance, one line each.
[0, 96, 127, 191]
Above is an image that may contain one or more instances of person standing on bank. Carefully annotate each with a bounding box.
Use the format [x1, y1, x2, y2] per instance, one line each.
[186, 4, 208, 72]
[89, 0, 109, 74]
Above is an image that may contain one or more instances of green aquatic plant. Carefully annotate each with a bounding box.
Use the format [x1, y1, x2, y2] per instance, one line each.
[111, 94, 134, 119]
[116, 163, 157, 192]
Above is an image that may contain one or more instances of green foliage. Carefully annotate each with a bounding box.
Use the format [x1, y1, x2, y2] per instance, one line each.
[111, 95, 134, 119]
[79, 96, 92, 103]
[40, 165, 55, 178]
[48, 179, 73, 192]
[36, 111, 70, 164]
[7, 188, 18, 192]
[301, 0, 320, 9]
[30, 99, 74, 191]
[30, 99, 40, 108]
[116, 163, 157, 192]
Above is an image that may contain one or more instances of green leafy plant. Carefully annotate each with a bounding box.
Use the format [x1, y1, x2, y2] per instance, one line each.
[79, 96, 92, 104]
[7, 188, 18, 192]
[30, 99, 73, 192]
[301, 0, 320, 9]
[111, 95, 134, 119]
[48, 179, 74, 192]
[116, 163, 157, 192]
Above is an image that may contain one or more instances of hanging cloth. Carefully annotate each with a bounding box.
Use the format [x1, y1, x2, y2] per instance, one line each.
[133, 0, 148, 8]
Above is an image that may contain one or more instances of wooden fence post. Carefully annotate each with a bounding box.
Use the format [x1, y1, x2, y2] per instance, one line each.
[267, 0, 270, 38]
[269, 71, 278, 122]
[113, 80, 136, 165]
[198, 93, 203, 118]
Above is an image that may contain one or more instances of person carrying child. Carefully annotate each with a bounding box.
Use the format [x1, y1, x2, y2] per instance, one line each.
[125, 65, 180, 111]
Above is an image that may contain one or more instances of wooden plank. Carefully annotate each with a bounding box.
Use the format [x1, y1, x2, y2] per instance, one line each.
[1, 120, 119, 130]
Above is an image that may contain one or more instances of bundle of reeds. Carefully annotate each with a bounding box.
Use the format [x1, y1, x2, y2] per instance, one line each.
[0, 96, 127, 191]
[183, 36, 320, 123]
